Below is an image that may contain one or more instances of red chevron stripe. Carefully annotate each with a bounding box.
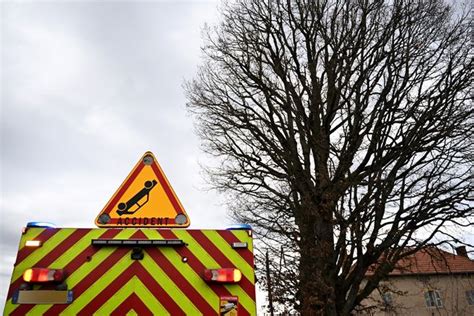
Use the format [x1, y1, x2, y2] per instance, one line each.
[9, 303, 33, 314]
[187, 230, 256, 300]
[10, 229, 122, 316]
[43, 248, 129, 315]
[110, 293, 153, 316]
[132, 230, 215, 313]
[217, 230, 254, 267]
[159, 230, 251, 316]
[58, 229, 121, 273]
[131, 263, 185, 315]
[15, 229, 58, 264]
[77, 261, 185, 315]
[7, 229, 90, 300]
[42, 230, 138, 316]
[159, 230, 234, 300]
[146, 247, 216, 314]
[103, 162, 145, 214]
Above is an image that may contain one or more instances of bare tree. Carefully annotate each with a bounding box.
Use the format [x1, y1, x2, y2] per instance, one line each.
[186, 0, 473, 314]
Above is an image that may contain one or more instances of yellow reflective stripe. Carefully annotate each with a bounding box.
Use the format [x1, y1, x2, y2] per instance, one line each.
[173, 230, 254, 314]
[3, 230, 46, 316]
[27, 229, 136, 315]
[61, 248, 132, 314]
[142, 230, 219, 310]
[93, 276, 169, 315]
[12, 229, 75, 282]
[3, 299, 17, 315]
[174, 230, 217, 265]
[224, 284, 256, 316]
[133, 277, 170, 315]
[202, 230, 254, 283]
[140, 250, 201, 315]
[25, 308, 37, 316]
[19, 228, 46, 250]
[50, 229, 105, 267]
[4, 228, 57, 315]
[63, 229, 134, 287]
[126, 311, 138, 316]
[92, 275, 136, 315]
[231, 230, 254, 253]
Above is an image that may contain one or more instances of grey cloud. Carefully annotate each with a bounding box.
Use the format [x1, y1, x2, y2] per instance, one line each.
[1, 0, 231, 309]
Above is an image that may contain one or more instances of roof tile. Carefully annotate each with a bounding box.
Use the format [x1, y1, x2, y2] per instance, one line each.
[367, 247, 474, 276]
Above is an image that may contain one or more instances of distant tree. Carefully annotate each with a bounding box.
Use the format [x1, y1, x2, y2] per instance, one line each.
[186, 0, 473, 314]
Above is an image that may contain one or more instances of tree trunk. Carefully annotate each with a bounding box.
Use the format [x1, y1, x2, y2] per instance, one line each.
[298, 201, 337, 315]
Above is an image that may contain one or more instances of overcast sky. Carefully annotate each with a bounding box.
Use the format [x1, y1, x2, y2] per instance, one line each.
[0, 0, 267, 309]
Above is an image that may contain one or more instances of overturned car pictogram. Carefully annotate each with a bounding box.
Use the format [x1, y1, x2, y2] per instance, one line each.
[116, 180, 157, 216]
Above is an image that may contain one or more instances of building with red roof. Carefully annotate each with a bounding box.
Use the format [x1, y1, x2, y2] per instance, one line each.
[360, 246, 474, 315]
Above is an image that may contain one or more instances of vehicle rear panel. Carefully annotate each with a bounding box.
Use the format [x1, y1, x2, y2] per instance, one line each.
[4, 227, 256, 315]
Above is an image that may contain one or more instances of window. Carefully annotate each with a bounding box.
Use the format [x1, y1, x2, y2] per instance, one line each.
[466, 290, 474, 305]
[424, 290, 443, 308]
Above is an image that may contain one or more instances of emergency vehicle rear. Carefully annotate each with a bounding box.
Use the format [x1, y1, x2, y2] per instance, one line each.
[4, 225, 256, 315]
[3, 152, 257, 315]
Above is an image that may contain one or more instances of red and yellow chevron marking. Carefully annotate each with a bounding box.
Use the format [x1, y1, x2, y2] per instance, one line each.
[4, 228, 256, 315]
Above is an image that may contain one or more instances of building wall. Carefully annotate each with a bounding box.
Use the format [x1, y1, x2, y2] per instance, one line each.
[360, 274, 474, 316]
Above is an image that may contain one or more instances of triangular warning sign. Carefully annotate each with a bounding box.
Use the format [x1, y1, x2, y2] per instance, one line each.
[95, 151, 190, 228]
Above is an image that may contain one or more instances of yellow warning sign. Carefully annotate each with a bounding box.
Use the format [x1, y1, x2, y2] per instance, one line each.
[95, 152, 190, 228]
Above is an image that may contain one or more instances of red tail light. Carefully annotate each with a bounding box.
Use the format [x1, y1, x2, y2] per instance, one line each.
[203, 268, 242, 283]
[23, 268, 64, 283]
